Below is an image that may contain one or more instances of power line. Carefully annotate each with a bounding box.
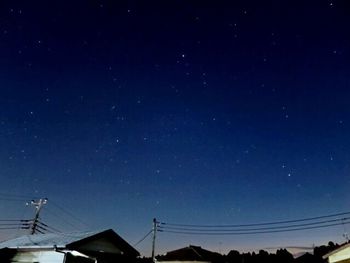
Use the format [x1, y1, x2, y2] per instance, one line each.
[158, 211, 350, 236]
[0, 223, 28, 226]
[159, 217, 350, 232]
[35, 224, 51, 233]
[0, 227, 26, 230]
[37, 220, 62, 233]
[160, 211, 350, 228]
[49, 200, 92, 229]
[0, 194, 88, 235]
[0, 197, 29, 202]
[133, 229, 153, 247]
[0, 219, 28, 222]
[0, 220, 30, 231]
[44, 206, 85, 231]
[158, 221, 350, 236]
[35, 228, 45, 234]
[0, 192, 38, 200]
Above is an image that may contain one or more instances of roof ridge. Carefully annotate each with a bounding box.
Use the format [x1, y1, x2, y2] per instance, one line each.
[189, 245, 204, 259]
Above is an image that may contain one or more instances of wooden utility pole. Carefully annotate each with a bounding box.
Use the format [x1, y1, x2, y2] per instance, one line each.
[28, 198, 47, 234]
[151, 218, 157, 262]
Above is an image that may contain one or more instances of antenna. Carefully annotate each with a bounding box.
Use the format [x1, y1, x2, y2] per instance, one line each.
[27, 198, 48, 234]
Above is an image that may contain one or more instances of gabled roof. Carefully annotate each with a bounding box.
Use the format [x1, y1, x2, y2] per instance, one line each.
[0, 230, 101, 249]
[157, 245, 222, 262]
[0, 229, 139, 257]
[323, 243, 350, 260]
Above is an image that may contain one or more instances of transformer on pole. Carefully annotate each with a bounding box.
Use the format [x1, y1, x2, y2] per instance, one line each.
[27, 198, 48, 234]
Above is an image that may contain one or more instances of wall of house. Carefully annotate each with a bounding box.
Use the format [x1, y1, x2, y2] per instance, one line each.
[11, 250, 65, 263]
[329, 246, 350, 263]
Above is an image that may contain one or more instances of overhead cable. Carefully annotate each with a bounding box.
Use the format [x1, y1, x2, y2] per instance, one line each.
[160, 211, 350, 228]
[159, 221, 350, 235]
[49, 201, 91, 229]
[44, 207, 84, 231]
[133, 229, 153, 247]
[0, 227, 26, 230]
[37, 220, 62, 233]
[159, 217, 350, 232]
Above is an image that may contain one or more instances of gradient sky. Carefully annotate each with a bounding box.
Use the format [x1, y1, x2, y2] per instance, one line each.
[0, 0, 350, 257]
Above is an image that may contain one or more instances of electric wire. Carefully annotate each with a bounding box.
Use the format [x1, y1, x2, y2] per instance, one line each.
[1, 196, 90, 233]
[49, 200, 92, 229]
[0, 219, 29, 222]
[159, 222, 350, 236]
[0, 194, 88, 235]
[160, 211, 350, 228]
[0, 192, 39, 201]
[37, 220, 62, 233]
[158, 211, 350, 236]
[34, 228, 45, 234]
[0, 197, 29, 202]
[159, 217, 350, 232]
[0, 227, 25, 230]
[0, 219, 30, 231]
[35, 224, 51, 233]
[44, 206, 85, 231]
[0, 223, 28, 226]
[133, 229, 153, 247]
[159, 221, 350, 235]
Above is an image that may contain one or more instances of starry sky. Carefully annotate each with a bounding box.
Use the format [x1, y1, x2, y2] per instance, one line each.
[0, 0, 350, 257]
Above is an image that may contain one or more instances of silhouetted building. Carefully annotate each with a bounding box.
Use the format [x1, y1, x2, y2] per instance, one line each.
[324, 243, 350, 263]
[295, 252, 318, 263]
[0, 229, 139, 263]
[157, 245, 223, 263]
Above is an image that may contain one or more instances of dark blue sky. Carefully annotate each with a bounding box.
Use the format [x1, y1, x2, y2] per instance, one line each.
[0, 0, 350, 256]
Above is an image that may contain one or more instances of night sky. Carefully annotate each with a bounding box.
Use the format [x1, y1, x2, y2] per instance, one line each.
[1, 0, 350, 257]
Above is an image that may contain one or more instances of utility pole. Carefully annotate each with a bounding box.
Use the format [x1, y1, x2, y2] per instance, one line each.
[151, 218, 158, 262]
[28, 198, 48, 234]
